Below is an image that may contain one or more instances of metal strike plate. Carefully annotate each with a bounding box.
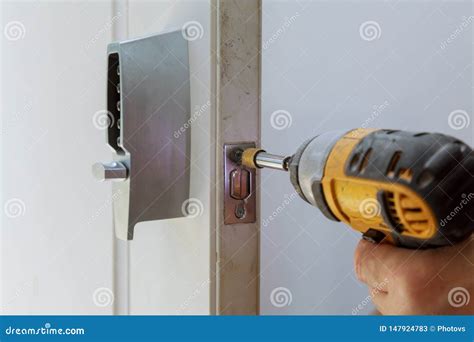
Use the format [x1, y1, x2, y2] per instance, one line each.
[224, 143, 257, 224]
[93, 31, 191, 240]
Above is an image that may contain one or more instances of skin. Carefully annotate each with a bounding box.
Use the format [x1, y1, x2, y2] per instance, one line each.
[354, 235, 474, 315]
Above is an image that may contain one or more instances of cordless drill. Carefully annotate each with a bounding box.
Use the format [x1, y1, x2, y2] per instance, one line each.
[239, 128, 474, 248]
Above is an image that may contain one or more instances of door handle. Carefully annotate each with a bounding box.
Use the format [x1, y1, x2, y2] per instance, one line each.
[92, 162, 128, 181]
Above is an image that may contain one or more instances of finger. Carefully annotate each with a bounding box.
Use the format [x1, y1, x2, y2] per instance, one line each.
[354, 240, 388, 289]
[354, 240, 400, 291]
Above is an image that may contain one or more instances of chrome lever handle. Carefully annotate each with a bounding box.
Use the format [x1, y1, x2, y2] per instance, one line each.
[92, 161, 128, 182]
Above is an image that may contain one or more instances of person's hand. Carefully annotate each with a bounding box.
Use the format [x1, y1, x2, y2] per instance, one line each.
[354, 235, 474, 315]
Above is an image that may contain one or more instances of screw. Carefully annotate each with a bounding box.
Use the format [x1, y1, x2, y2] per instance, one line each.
[235, 204, 246, 219]
[229, 148, 243, 164]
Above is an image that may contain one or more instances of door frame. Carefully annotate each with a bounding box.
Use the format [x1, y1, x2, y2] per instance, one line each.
[212, 0, 262, 315]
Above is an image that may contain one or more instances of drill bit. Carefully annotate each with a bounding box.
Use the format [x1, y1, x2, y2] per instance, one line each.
[231, 147, 290, 171]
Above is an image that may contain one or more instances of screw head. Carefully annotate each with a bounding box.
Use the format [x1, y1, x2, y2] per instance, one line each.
[235, 204, 246, 219]
[229, 148, 243, 164]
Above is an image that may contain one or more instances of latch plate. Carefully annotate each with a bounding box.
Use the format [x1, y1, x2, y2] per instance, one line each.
[224, 143, 257, 224]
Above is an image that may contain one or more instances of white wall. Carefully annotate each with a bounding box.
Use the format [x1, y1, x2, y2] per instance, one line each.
[260, 0, 472, 314]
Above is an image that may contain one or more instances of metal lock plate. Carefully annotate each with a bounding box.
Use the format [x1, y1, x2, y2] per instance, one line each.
[94, 31, 191, 240]
[224, 143, 257, 224]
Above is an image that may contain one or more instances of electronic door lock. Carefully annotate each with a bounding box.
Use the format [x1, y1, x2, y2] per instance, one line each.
[93, 31, 191, 240]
